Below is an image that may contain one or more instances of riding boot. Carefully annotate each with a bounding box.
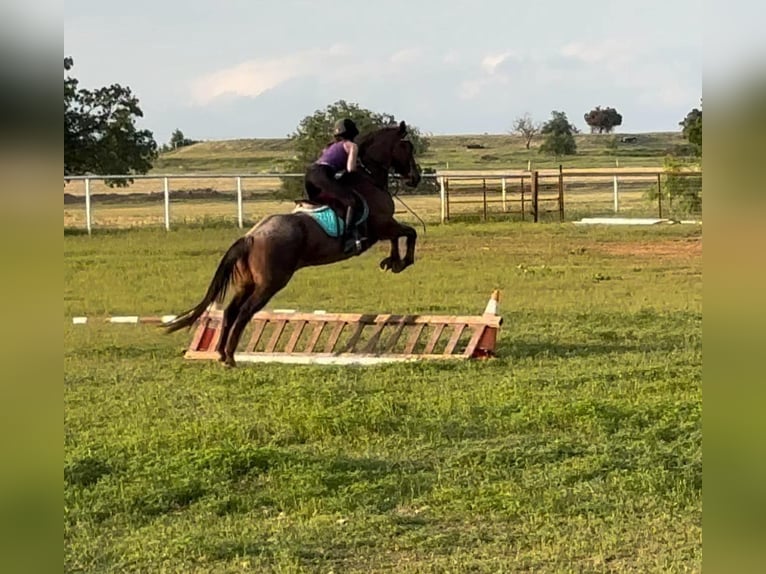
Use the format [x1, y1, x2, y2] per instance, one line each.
[342, 205, 362, 255]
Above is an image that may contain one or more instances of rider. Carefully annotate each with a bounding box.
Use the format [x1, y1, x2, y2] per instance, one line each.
[304, 118, 365, 254]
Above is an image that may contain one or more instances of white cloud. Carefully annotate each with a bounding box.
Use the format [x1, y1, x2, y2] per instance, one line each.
[442, 50, 461, 65]
[190, 44, 430, 106]
[190, 44, 350, 105]
[458, 79, 485, 100]
[559, 38, 650, 74]
[557, 38, 700, 109]
[480, 51, 517, 74]
[390, 48, 422, 64]
[636, 84, 699, 108]
[457, 51, 520, 99]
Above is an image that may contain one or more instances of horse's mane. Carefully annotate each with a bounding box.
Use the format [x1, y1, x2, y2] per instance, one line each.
[357, 124, 400, 155]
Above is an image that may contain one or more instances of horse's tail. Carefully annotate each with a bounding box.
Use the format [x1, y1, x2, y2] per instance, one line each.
[164, 236, 252, 333]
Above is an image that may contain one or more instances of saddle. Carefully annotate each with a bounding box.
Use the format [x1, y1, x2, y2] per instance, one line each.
[293, 190, 369, 239]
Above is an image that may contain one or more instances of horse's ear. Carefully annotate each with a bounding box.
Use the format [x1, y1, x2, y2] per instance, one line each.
[398, 120, 407, 136]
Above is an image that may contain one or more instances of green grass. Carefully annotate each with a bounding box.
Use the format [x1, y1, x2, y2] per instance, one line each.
[64, 222, 702, 572]
[151, 132, 692, 174]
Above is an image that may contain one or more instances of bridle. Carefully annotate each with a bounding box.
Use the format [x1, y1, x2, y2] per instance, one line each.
[357, 139, 417, 192]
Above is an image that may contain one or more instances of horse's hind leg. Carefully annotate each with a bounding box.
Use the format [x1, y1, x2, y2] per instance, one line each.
[216, 283, 255, 362]
[221, 279, 293, 367]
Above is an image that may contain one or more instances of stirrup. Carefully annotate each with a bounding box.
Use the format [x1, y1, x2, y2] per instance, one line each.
[343, 232, 365, 255]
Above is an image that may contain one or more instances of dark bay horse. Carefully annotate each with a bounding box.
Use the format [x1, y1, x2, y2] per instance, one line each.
[165, 121, 421, 367]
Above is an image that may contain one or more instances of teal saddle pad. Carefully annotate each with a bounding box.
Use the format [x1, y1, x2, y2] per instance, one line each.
[296, 201, 369, 238]
[308, 205, 344, 237]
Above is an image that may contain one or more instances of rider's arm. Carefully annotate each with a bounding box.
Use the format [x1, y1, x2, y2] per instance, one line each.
[345, 141, 358, 172]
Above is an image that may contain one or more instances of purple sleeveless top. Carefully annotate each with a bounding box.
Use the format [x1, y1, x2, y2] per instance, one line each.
[316, 141, 348, 170]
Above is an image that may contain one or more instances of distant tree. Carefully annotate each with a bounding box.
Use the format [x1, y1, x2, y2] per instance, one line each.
[539, 110, 578, 159]
[169, 128, 198, 150]
[511, 112, 541, 149]
[583, 106, 623, 134]
[679, 103, 702, 153]
[64, 57, 158, 185]
[280, 99, 431, 196]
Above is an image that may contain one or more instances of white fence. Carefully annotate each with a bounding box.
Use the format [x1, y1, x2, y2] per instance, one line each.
[66, 173, 320, 234]
[64, 167, 701, 233]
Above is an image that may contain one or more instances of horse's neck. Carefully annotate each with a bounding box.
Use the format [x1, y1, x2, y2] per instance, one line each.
[359, 157, 389, 190]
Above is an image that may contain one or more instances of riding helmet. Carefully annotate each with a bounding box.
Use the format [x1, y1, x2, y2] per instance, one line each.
[333, 118, 359, 141]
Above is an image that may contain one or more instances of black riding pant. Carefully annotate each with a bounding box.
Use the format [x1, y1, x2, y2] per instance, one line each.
[305, 164, 357, 210]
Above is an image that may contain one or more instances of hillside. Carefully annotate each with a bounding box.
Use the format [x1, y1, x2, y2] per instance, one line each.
[151, 132, 692, 175]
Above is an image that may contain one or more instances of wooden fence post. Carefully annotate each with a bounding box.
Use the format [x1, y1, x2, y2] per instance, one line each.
[558, 165, 564, 222]
[520, 176, 525, 221]
[532, 170, 539, 223]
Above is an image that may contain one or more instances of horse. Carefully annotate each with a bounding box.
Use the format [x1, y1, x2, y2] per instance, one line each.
[164, 121, 422, 367]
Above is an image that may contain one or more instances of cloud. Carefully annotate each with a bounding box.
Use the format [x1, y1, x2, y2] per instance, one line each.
[457, 51, 522, 99]
[190, 44, 350, 105]
[190, 44, 430, 106]
[442, 50, 461, 65]
[556, 38, 700, 109]
[390, 48, 422, 64]
[559, 39, 643, 70]
[480, 51, 518, 74]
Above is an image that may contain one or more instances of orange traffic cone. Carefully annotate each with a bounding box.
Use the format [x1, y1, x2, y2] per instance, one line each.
[473, 290, 501, 359]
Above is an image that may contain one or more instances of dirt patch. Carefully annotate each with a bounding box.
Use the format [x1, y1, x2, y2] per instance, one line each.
[595, 237, 702, 261]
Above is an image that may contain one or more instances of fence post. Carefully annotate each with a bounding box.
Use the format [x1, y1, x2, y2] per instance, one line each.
[445, 178, 450, 221]
[439, 176, 448, 223]
[657, 173, 663, 218]
[85, 177, 92, 236]
[532, 170, 539, 223]
[613, 158, 619, 212]
[236, 176, 243, 229]
[520, 176, 525, 221]
[501, 177, 507, 212]
[482, 178, 487, 221]
[558, 165, 564, 222]
[163, 177, 170, 231]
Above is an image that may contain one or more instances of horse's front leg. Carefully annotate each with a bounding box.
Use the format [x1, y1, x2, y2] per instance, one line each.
[379, 237, 402, 271]
[401, 223, 417, 270]
[379, 221, 417, 274]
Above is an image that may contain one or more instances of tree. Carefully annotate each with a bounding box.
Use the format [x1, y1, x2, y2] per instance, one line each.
[65, 57, 158, 185]
[679, 103, 702, 153]
[280, 99, 431, 196]
[539, 111, 578, 159]
[583, 106, 623, 134]
[168, 129, 198, 150]
[511, 112, 541, 149]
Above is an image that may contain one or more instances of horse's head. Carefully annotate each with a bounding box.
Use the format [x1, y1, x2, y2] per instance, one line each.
[358, 120, 422, 189]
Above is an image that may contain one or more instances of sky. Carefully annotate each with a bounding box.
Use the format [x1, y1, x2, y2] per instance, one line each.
[62, 0, 709, 144]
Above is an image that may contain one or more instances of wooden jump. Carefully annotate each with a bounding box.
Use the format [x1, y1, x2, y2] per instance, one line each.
[183, 290, 503, 366]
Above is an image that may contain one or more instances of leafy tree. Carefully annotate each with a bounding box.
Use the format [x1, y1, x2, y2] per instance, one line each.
[584, 106, 623, 134]
[168, 128, 198, 150]
[511, 112, 541, 149]
[644, 155, 702, 214]
[679, 103, 702, 153]
[65, 57, 158, 185]
[539, 111, 578, 159]
[281, 99, 431, 196]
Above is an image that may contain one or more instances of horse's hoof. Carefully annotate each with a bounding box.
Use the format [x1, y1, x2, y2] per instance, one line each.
[379, 257, 400, 271]
[221, 357, 237, 368]
[391, 259, 413, 274]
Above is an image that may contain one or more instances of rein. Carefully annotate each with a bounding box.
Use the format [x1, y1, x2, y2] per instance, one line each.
[357, 156, 427, 236]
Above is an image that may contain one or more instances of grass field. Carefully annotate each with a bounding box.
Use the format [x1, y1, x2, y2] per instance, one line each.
[64, 221, 702, 572]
